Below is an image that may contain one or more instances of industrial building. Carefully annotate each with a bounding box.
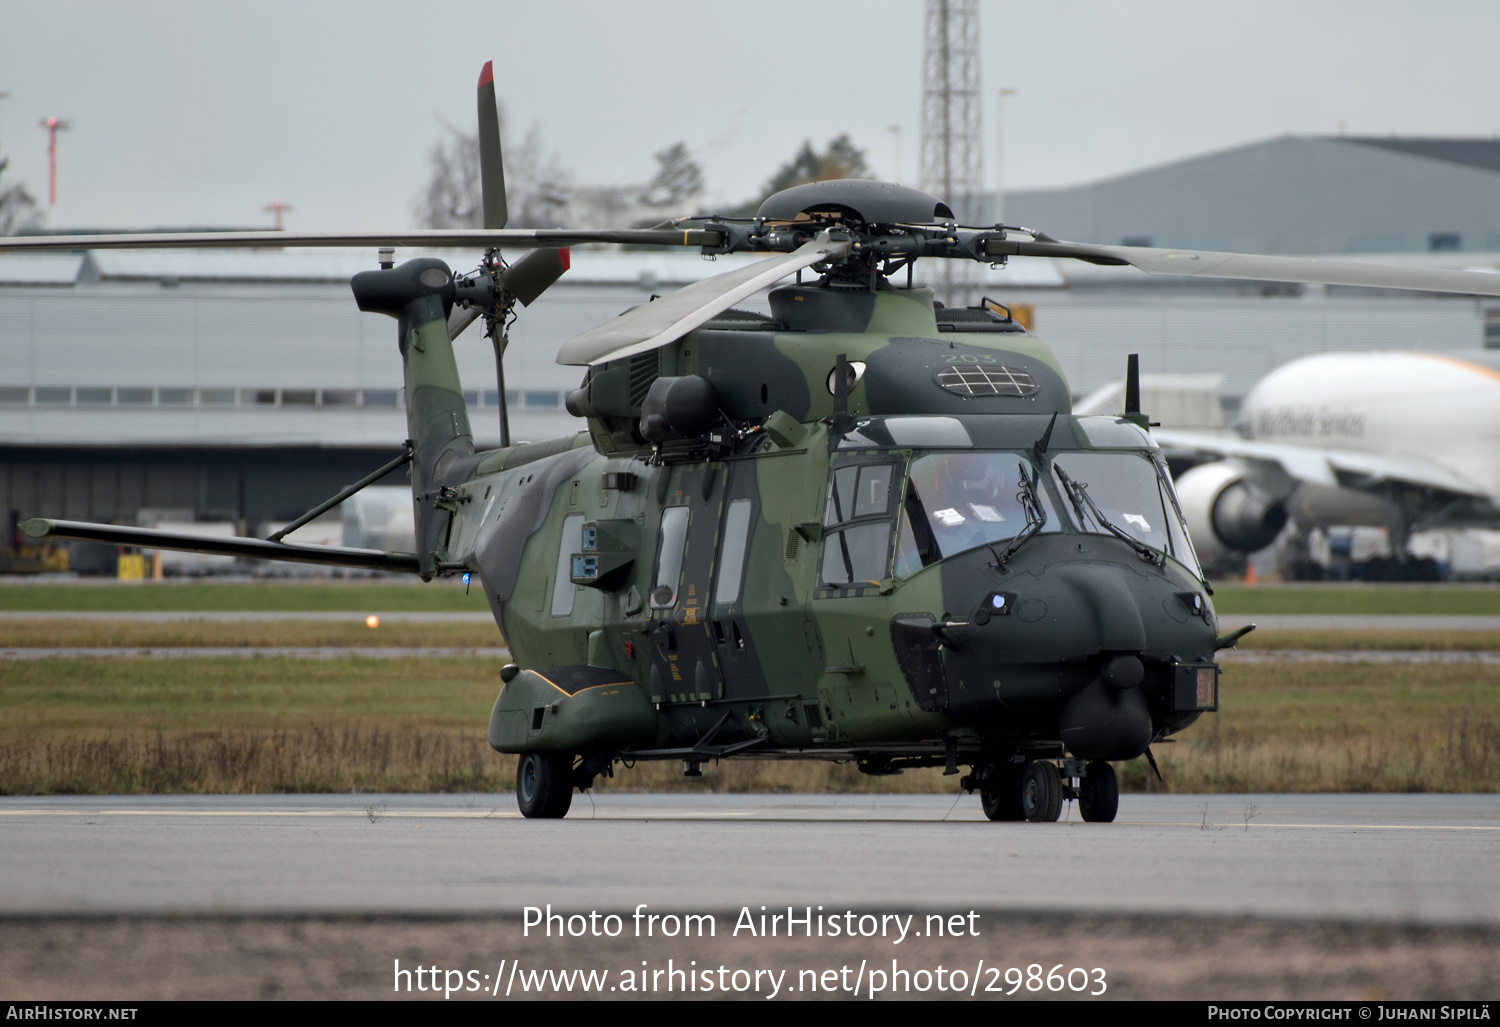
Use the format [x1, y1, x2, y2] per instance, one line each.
[1000, 134, 1500, 256]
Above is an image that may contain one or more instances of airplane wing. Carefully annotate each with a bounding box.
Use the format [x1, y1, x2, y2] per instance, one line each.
[1154, 429, 1492, 499]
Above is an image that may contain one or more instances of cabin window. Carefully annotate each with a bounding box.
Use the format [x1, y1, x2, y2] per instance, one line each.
[651, 506, 690, 609]
[715, 499, 753, 605]
[551, 514, 585, 617]
[820, 462, 898, 587]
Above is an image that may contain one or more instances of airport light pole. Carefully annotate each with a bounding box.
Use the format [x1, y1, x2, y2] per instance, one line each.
[40, 115, 70, 209]
[264, 199, 294, 230]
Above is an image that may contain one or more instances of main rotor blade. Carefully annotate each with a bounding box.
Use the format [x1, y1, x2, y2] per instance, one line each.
[477, 61, 508, 230]
[997, 237, 1500, 297]
[0, 228, 724, 253]
[556, 233, 850, 366]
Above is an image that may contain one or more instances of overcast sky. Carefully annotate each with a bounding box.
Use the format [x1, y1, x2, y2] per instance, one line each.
[3, 1, 1500, 232]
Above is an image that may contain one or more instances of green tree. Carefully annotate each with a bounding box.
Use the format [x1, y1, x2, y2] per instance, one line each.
[639, 142, 703, 208]
[718, 134, 870, 218]
[761, 134, 869, 196]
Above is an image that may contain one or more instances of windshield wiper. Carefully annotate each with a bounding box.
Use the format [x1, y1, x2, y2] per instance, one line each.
[1054, 464, 1164, 566]
[993, 461, 1047, 569]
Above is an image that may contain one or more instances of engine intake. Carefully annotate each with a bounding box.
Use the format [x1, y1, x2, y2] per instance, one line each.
[1175, 461, 1288, 562]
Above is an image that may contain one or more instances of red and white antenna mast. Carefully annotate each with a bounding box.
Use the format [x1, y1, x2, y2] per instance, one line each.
[264, 199, 293, 230]
[39, 116, 71, 207]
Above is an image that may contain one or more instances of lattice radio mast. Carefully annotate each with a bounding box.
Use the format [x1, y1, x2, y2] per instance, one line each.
[920, 0, 983, 307]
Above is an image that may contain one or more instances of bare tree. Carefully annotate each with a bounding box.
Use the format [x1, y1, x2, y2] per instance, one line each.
[414, 102, 572, 230]
[0, 155, 40, 236]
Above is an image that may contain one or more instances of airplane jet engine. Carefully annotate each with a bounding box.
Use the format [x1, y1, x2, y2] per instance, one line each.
[1174, 460, 1288, 564]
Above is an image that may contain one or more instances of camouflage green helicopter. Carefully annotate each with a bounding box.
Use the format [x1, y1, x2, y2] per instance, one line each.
[16, 64, 1500, 820]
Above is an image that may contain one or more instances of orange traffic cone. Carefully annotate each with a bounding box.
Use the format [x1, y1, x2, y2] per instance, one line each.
[1244, 561, 1258, 586]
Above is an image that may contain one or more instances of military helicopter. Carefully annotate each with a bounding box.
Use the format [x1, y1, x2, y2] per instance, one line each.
[13, 64, 1500, 820]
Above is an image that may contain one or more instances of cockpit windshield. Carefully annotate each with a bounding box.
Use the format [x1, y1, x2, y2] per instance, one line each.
[1050, 451, 1201, 576]
[895, 452, 1060, 577]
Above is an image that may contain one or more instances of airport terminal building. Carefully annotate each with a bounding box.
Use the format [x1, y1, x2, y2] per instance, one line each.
[4, 133, 1500, 565]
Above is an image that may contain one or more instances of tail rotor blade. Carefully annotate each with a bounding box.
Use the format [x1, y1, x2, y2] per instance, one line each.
[477, 61, 508, 230]
[498, 247, 570, 306]
[448, 305, 482, 341]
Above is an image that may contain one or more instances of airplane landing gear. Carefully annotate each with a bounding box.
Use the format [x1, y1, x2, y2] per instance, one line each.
[516, 752, 574, 819]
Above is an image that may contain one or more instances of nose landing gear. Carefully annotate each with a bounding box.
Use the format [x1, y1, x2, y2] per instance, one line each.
[1021, 761, 1063, 822]
[967, 757, 1119, 823]
[1076, 760, 1119, 823]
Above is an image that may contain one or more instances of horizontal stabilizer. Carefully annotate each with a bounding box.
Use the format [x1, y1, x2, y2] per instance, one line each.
[22, 518, 421, 574]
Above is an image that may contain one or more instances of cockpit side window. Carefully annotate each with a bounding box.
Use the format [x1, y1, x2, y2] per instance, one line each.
[820, 461, 898, 588]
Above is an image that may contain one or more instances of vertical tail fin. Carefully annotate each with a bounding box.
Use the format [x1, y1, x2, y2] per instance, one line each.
[352, 258, 472, 579]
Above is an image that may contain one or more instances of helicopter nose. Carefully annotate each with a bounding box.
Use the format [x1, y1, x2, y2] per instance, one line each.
[1057, 676, 1154, 761]
[1053, 577, 1154, 760]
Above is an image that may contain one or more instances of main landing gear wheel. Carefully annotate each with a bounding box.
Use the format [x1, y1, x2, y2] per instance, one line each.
[1078, 760, 1119, 823]
[516, 752, 574, 819]
[1021, 761, 1063, 823]
[980, 763, 1026, 821]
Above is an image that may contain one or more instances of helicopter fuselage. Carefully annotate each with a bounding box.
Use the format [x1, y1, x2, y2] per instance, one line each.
[393, 275, 1222, 780]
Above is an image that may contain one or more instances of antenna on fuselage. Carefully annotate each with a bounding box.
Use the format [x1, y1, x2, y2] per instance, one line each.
[1032, 411, 1057, 465]
[1122, 353, 1150, 430]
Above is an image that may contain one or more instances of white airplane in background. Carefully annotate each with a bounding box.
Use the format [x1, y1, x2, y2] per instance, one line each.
[1091, 351, 1500, 578]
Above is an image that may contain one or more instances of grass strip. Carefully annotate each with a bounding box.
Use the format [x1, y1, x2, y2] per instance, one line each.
[5, 581, 1500, 615]
[1, 656, 1496, 795]
[1211, 584, 1500, 616]
[1234, 630, 1500, 651]
[2, 619, 1496, 652]
[0, 582, 489, 613]
[0, 619, 503, 649]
